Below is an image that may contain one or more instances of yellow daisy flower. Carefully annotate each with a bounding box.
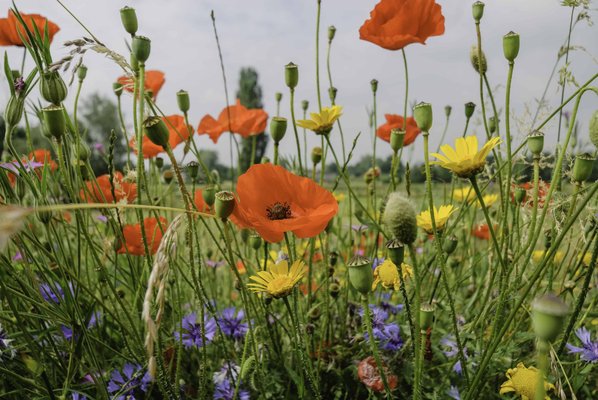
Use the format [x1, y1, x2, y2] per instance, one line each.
[372, 259, 413, 291]
[477, 193, 499, 208]
[297, 105, 343, 135]
[453, 187, 476, 203]
[499, 362, 555, 400]
[416, 205, 457, 234]
[532, 250, 565, 264]
[431, 135, 502, 178]
[579, 252, 593, 267]
[247, 260, 306, 299]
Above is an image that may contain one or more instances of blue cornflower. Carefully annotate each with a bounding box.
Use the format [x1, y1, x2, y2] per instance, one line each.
[107, 363, 151, 399]
[213, 362, 250, 400]
[218, 307, 249, 340]
[61, 312, 100, 341]
[374, 323, 403, 352]
[39, 281, 75, 304]
[175, 312, 217, 349]
[71, 393, 87, 400]
[0, 323, 16, 361]
[447, 385, 461, 400]
[372, 257, 385, 271]
[440, 335, 469, 375]
[566, 327, 598, 363]
[360, 305, 389, 329]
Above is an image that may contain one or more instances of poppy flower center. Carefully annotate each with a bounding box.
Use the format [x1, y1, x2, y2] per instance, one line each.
[266, 202, 292, 220]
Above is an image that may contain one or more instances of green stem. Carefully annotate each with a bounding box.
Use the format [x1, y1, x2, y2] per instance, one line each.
[289, 88, 304, 175]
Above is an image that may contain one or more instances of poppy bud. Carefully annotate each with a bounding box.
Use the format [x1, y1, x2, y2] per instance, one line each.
[472, 1, 485, 23]
[503, 31, 520, 62]
[328, 86, 337, 103]
[527, 131, 544, 156]
[531, 293, 568, 342]
[155, 156, 164, 169]
[386, 239, 405, 266]
[589, 110, 598, 149]
[250, 234, 263, 250]
[489, 116, 497, 134]
[113, 82, 124, 97]
[329, 282, 341, 299]
[301, 100, 309, 112]
[464, 102, 476, 119]
[347, 255, 373, 295]
[77, 65, 88, 81]
[175, 90, 190, 113]
[40, 71, 68, 105]
[444, 105, 452, 117]
[329, 250, 338, 266]
[308, 306, 321, 321]
[215, 190, 235, 220]
[285, 62, 299, 89]
[132, 36, 151, 64]
[328, 25, 336, 42]
[419, 303, 435, 331]
[383, 193, 417, 244]
[390, 129, 405, 152]
[470, 45, 487, 74]
[42, 105, 66, 139]
[120, 6, 138, 36]
[311, 147, 323, 165]
[4, 96, 25, 127]
[443, 235, 458, 255]
[78, 143, 90, 161]
[261, 156, 270, 164]
[370, 79, 378, 94]
[270, 117, 287, 143]
[275, 92, 283, 102]
[572, 153, 595, 183]
[186, 161, 199, 179]
[514, 187, 527, 204]
[413, 102, 433, 132]
[163, 170, 174, 184]
[143, 116, 169, 148]
[203, 185, 216, 206]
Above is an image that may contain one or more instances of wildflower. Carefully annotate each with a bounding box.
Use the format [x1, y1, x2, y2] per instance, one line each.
[566, 327, 598, 363]
[359, 0, 444, 51]
[61, 312, 99, 341]
[440, 335, 468, 375]
[376, 115, 421, 146]
[205, 260, 225, 268]
[0, 323, 16, 361]
[247, 260, 306, 299]
[117, 70, 165, 100]
[472, 223, 490, 240]
[378, 293, 404, 315]
[373, 323, 403, 351]
[197, 99, 268, 143]
[416, 205, 457, 234]
[357, 356, 398, 393]
[230, 164, 337, 243]
[431, 136, 502, 178]
[107, 363, 152, 399]
[0, 11, 60, 47]
[296, 105, 343, 135]
[499, 362, 555, 399]
[372, 259, 413, 290]
[39, 281, 73, 304]
[217, 307, 249, 340]
[448, 385, 461, 400]
[452, 187, 476, 203]
[352, 224, 369, 232]
[117, 216, 168, 256]
[334, 192, 346, 203]
[80, 172, 137, 203]
[175, 312, 217, 349]
[213, 362, 250, 400]
[579, 252, 593, 267]
[477, 194, 498, 208]
[532, 250, 565, 265]
[360, 305, 389, 329]
[27, 149, 57, 171]
[130, 115, 193, 158]
[514, 181, 550, 207]
[96, 215, 108, 223]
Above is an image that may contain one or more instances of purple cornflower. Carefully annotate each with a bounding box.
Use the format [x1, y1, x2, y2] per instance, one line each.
[360, 305, 389, 329]
[12, 251, 23, 261]
[107, 363, 151, 399]
[378, 293, 403, 315]
[96, 215, 108, 223]
[61, 312, 100, 341]
[218, 307, 248, 340]
[206, 260, 225, 268]
[374, 323, 403, 352]
[566, 327, 598, 363]
[0, 323, 16, 361]
[175, 312, 217, 349]
[71, 394, 87, 400]
[0, 160, 43, 176]
[448, 385, 461, 400]
[39, 282, 72, 304]
[440, 335, 468, 375]
[213, 362, 250, 400]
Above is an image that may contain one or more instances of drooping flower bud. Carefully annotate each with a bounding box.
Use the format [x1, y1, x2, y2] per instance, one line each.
[328, 25, 336, 42]
[250, 234, 263, 250]
[40, 71, 68, 105]
[311, 147, 323, 165]
[186, 161, 199, 179]
[132, 36, 151, 64]
[527, 131, 544, 156]
[77, 64, 88, 82]
[531, 293, 568, 342]
[503, 31, 520, 62]
[202, 185, 216, 207]
[329, 250, 338, 266]
[514, 187, 527, 204]
[143, 116, 169, 148]
[113, 82, 124, 97]
[120, 6, 138, 36]
[163, 170, 174, 184]
[275, 92, 282, 102]
[347, 255, 373, 295]
[571, 153, 595, 183]
[444, 105, 452, 118]
[177, 90, 190, 113]
[464, 102, 476, 119]
[215, 191, 235, 220]
[270, 117, 287, 143]
[386, 239, 405, 266]
[390, 129, 405, 152]
[370, 79, 378, 94]
[413, 102, 433, 132]
[419, 303, 435, 330]
[472, 1, 485, 23]
[301, 100, 309, 112]
[470, 45, 488, 74]
[589, 110, 598, 149]
[285, 62, 299, 89]
[42, 105, 66, 139]
[443, 235, 458, 255]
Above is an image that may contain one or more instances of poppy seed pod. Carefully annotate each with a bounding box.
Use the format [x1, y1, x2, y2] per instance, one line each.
[186, 161, 199, 179]
[386, 239, 405, 266]
[531, 293, 568, 342]
[465, 102, 476, 119]
[143, 116, 169, 148]
[163, 170, 174, 184]
[445, 105, 452, 117]
[328, 25, 336, 42]
[275, 92, 283, 102]
[413, 102, 433, 132]
[527, 131, 544, 156]
[419, 303, 435, 331]
[347, 255, 373, 295]
[270, 117, 287, 143]
[589, 110, 598, 148]
[113, 82, 124, 96]
[443, 235, 458, 255]
[40, 71, 68, 105]
[311, 147, 323, 165]
[383, 193, 417, 245]
[202, 185, 216, 206]
[42, 105, 66, 139]
[77, 65, 88, 81]
[215, 191, 235, 220]
[285, 62, 299, 89]
[250, 234, 263, 250]
[370, 79, 378, 94]
[301, 100, 309, 112]
[120, 6, 138, 36]
[329, 86, 337, 103]
[472, 1, 485, 23]
[503, 31, 520, 62]
[390, 129, 405, 152]
[177, 90, 190, 113]
[132, 36, 151, 64]
[572, 153, 595, 183]
[470, 45, 487, 74]
[514, 187, 527, 204]
[4, 96, 25, 127]
[155, 156, 164, 169]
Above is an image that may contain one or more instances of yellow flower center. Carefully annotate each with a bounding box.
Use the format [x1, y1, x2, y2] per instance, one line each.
[267, 275, 295, 298]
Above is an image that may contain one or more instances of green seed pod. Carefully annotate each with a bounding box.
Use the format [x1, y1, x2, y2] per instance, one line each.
[250, 234, 263, 250]
[4, 96, 25, 127]
[42, 105, 66, 139]
[390, 129, 405, 152]
[120, 6, 138, 36]
[386, 239, 405, 266]
[419, 303, 435, 331]
[489, 116, 497, 134]
[370, 79, 378, 94]
[285, 62, 299, 89]
[270, 117, 287, 143]
[383, 193, 417, 244]
[347, 255, 373, 295]
[177, 90, 190, 113]
[572, 153, 595, 183]
[301, 100, 309, 112]
[328, 25, 336, 42]
[311, 147, 323, 165]
[155, 156, 164, 169]
[215, 191, 235, 220]
[443, 235, 458, 255]
[77, 64, 88, 81]
[40, 71, 68, 105]
[163, 170, 174, 184]
[186, 161, 199, 179]
[503, 31, 520, 62]
[275, 92, 282, 102]
[588, 110, 598, 149]
[527, 131, 544, 156]
[531, 293, 568, 342]
[472, 1, 485, 23]
[143, 116, 169, 148]
[203, 185, 216, 206]
[465, 102, 476, 119]
[413, 102, 433, 132]
[514, 187, 527, 204]
[328, 86, 337, 103]
[113, 82, 124, 96]
[470, 45, 488, 74]
[132, 36, 151, 63]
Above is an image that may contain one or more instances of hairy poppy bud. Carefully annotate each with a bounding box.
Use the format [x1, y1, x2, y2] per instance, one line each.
[42, 105, 66, 139]
[386, 239, 405, 266]
[514, 187, 526, 204]
[472, 1, 485, 23]
[531, 293, 568, 342]
[301, 100, 309, 112]
[572, 153, 595, 183]
[132, 36, 151, 64]
[177, 90, 190, 113]
[186, 161, 199, 179]
[163, 170, 174, 184]
[77, 65, 88, 81]
[215, 191, 235, 220]
[414, 102, 433, 132]
[589, 110, 598, 149]
[370, 79, 378, 94]
[488, 116, 497, 134]
[527, 131, 544, 156]
[503, 31, 520, 62]
[4, 96, 25, 127]
[120, 6, 138, 36]
[390, 129, 405, 152]
[445, 105, 452, 117]
[155, 156, 164, 169]
[470, 45, 487, 74]
[250, 234, 263, 250]
[383, 193, 417, 244]
[275, 92, 282, 102]
[311, 147, 323, 165]
[40, 71, 68, 105]
[443, 235, 458, 255]
[113, 82, 124, 97]
[285, 62, 299, 89]
[270, 117, 287, 143]
[328, 86, 337, 103]
[143, 116, 169, 148]
[347, 255, 373, 295]
[465, 102, 476, 119]
[328, 25, 336, 42]
[202, 185, 216, 207]
[419, 303, 435, 330]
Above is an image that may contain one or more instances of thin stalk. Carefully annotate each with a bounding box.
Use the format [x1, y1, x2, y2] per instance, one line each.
[289, 88, 304, 175]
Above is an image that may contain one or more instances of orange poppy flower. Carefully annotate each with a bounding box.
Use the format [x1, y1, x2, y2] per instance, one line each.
[193, 189, 212, 213]
[513, 181, 550, 207]
[27, 149, 57, 171]
[197, 99, 268, 143]
[129, 115, 193, 158]
[117, 70, 165, 100]
[357, 356, 399, 393]
[80, 172, 137, 203]
[376, 115, 421, 146]
[230, 164, 338, 243]
[472, 224, 491, 240]
[118, 216, 168, 256]
[359, 0, 445, 51]
[0, 11, 60, 47]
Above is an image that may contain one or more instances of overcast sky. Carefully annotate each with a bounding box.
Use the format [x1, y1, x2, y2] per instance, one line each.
[3, 0, 598, 165]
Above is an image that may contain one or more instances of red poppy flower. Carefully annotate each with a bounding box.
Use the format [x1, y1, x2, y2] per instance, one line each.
[129, 115, 193, 158]
[359, 0, 445, 51]
[80, 172, 137, 203]
[197, 99, 268, 143]
[357, 356, 398, 393]
[0, 11, 60, 47]
[513, 181, 550, 207]
[376, 115, 421, 146]
[118, 216, 168, 256]
[27, 149, 57, 171]
[230, 164, 338, 243]
[117, 70, 165, 100]
[472, 224, 492, 240]
[193, 189, 212, 213]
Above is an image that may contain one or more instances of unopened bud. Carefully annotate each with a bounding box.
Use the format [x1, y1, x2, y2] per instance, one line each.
[285, 62, 299, 89]
[311, 147, 322, 165]
[177, 90, 190, 113]
[328, 25, 336, 42]
[143, 116, 169, 148]
[77, 65, 88, 81]
[503, 31, 520, 62]
[120, 6, 138, 36]
[270, 117, 287, 143]
[413, 102, 433, 132]
[465, 102, 476, 119]
[132, 36, 151, 64]
[470, 45, 487, 74]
